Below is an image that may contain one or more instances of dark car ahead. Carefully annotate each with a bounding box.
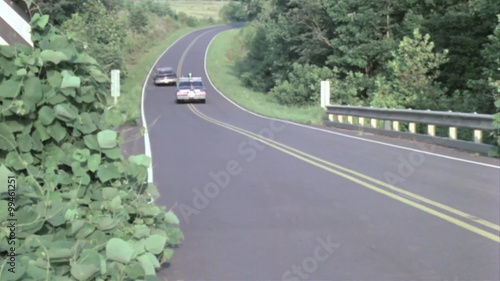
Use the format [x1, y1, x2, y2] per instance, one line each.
[153, 67, 177, 86]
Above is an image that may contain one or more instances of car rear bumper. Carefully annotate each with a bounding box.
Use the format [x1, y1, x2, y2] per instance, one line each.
[155, 79, 176, 85]
[177, 94, 206, 100]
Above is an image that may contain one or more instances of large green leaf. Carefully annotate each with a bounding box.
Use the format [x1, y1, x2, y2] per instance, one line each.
[40, 50, 69, 64]
[164, 211, 180, 225]
[0, 123, 16, 150]
[87, 154, 101, 172]
[97, 164, 121, 182]
[17, 133, 33, 152]
[0, 165, 14, 193]
[124, 261, 146, 280]
[37, 15, 49, 28]
[23, 76, 43, 104]
[47, 71, 63, 88]
[5, 151, 33, 170]
[74, 53, 98, 65]
[133, 225, 151, 239]
[95, 215, 118, 231]
[84, 135, 100, 151]
[0, 44, 16, 58]
[74, 112, 98, 134]
[90, 67, 109, 83]
[137, 253, 156, 276]
[73, 149, 90, 162]
[55, 103, 78, 122]
[38, 106, 56, 125]
[47, 121, 67, 142]
[105, 238, 134, 264]
[102, 147, 122, 160]
[61, 70, 81, 89]
[102, 187, 118, 199]
[70, 263, 100, 281]
[162, 248, 175, 261]
[144, 234, 167, 255]
[0, 78, 22, 98]
[97, 130, 118, 149]
[3, 119, 30, 133]
[129, 155, 151, 168]
[104, 108, 126, 127]
[16, 207, 44, 235]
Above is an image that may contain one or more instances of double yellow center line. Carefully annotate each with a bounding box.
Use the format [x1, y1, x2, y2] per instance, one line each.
[186, 103, 500, 243]
[172, 28, 499, 243]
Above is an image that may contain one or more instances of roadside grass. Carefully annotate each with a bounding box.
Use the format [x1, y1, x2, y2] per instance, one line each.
[170, 0, 230, 20]
[206, 29, 325, 125]
[118, 23, 215, 125]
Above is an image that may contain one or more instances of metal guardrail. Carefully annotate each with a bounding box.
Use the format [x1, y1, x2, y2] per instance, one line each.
[324, 105, 496, 154]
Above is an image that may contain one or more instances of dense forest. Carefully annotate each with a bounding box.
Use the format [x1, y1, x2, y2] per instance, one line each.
[225, 0, 500, 114]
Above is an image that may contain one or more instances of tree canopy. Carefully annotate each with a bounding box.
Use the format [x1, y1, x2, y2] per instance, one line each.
[236, 0, 500, 113]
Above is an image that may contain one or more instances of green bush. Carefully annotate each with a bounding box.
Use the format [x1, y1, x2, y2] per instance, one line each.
[219, 2, 247, 22]
[176, 12, 199, 27]
[128, 4, 150, 32]
[142, 0, 173, 17]
[0, 13, 182, 281]
[270, 63, 334, 106]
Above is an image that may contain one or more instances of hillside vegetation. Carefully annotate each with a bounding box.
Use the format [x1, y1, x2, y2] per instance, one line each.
[0, 1, 224, 280]
[215, 0, 500, 155]
[32, 0, 218, 124]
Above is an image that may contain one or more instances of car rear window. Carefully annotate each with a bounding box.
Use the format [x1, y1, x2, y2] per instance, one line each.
[179, 82, 191, 89]
[178, 81, 204, 89]
[158, 70, 172, 75]
[192, 81, 204, 89]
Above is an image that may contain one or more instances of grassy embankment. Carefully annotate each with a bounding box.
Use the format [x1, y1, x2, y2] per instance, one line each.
[206, 29, 325, 124]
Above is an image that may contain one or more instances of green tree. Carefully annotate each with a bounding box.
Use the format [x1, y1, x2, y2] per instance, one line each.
[371, 29, 448, 109]
[220, 1, 248, 22]
[60, 0, 127, 73]
[269, 63, 335, 106]
[129, 4, 150, 32]
[483, 16, 500, 156]
[33, 0, 82, 24]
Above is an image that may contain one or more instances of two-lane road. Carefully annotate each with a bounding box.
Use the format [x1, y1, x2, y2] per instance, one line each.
[142, 26, 500, 281]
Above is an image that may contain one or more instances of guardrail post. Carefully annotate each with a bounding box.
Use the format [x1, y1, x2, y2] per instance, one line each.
[427, 124, 436, 136]
[392, 121, 400, 131]
[370, 118, 377, 128]
[338, 115, 344, 123]
[328, 114, 337, 122]
[384, 120, 391, 130]
[347, 115, 353, 124]
[359, 117, 365, 126]
[449, 127, 457, 139]
[473, 129, 483, 143]
[409, 122, 416, 134]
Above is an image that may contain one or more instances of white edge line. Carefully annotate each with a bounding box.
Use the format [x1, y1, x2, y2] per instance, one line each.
[141, 24, 228, 184]
[202, 31, 500, 170]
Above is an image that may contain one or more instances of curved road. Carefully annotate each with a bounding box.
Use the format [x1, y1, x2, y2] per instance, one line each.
[141, 25, 500, 281]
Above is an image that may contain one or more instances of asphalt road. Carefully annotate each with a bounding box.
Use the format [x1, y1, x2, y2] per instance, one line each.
[142, 25, 500, 281]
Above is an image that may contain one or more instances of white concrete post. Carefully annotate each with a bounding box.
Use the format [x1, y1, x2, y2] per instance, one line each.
[111, 69, 120, 105]
[320, 80, 330, 108]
